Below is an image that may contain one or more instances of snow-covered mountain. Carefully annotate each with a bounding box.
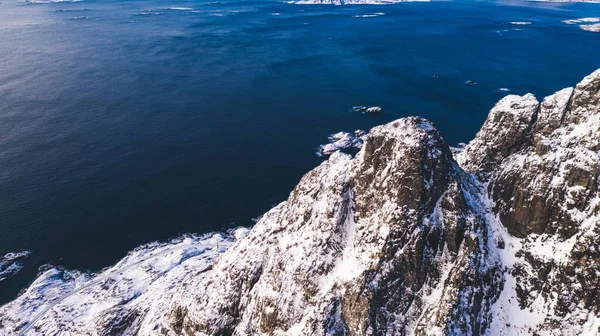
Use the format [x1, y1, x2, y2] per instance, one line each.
[2, 69, 600, 335]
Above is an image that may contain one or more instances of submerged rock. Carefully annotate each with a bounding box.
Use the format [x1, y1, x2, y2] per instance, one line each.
[350, 106, 368, 113]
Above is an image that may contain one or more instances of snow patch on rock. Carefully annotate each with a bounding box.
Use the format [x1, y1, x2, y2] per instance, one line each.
[580, 23, 600, 32]
[562, 17, 600, 24]
[318, 130, 367, 156]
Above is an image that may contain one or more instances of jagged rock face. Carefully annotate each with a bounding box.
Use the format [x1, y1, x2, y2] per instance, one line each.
[346, 119, 500, 336]
[460, 70, 600, 239]
[163, 118, 500, 336]
[534, 87, 573, 137]
[459, 93, 539, 175]
[460, 69, 600, 334]
[2, 70, 600, 336]
[568, 70, 600, 126]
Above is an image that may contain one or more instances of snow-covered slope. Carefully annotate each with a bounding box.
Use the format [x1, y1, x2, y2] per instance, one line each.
[458, 69, 600, 334]
[1, 69, 600, 335]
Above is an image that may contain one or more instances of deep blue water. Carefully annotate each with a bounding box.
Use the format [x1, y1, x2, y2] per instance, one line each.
[0, 0, 599, 303]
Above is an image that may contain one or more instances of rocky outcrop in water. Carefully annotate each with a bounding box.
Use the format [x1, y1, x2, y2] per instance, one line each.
[1, 69, 600, 336]
[319, 130, 367, 156]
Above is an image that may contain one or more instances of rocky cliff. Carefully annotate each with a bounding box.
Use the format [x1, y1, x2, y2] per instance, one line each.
[1, 69, 600, 336]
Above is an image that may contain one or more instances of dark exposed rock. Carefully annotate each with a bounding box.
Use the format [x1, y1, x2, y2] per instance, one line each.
[459, 93, 539, 175]
[462, 70, 600, 239]
[457, 69, 600, 333]
[96, 307, 141, 336]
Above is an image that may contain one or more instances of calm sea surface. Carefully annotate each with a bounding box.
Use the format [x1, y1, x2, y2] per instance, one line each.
[0, 0, 599, 303]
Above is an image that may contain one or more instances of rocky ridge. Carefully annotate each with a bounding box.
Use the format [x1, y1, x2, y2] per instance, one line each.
[1, 69, 600, 335]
